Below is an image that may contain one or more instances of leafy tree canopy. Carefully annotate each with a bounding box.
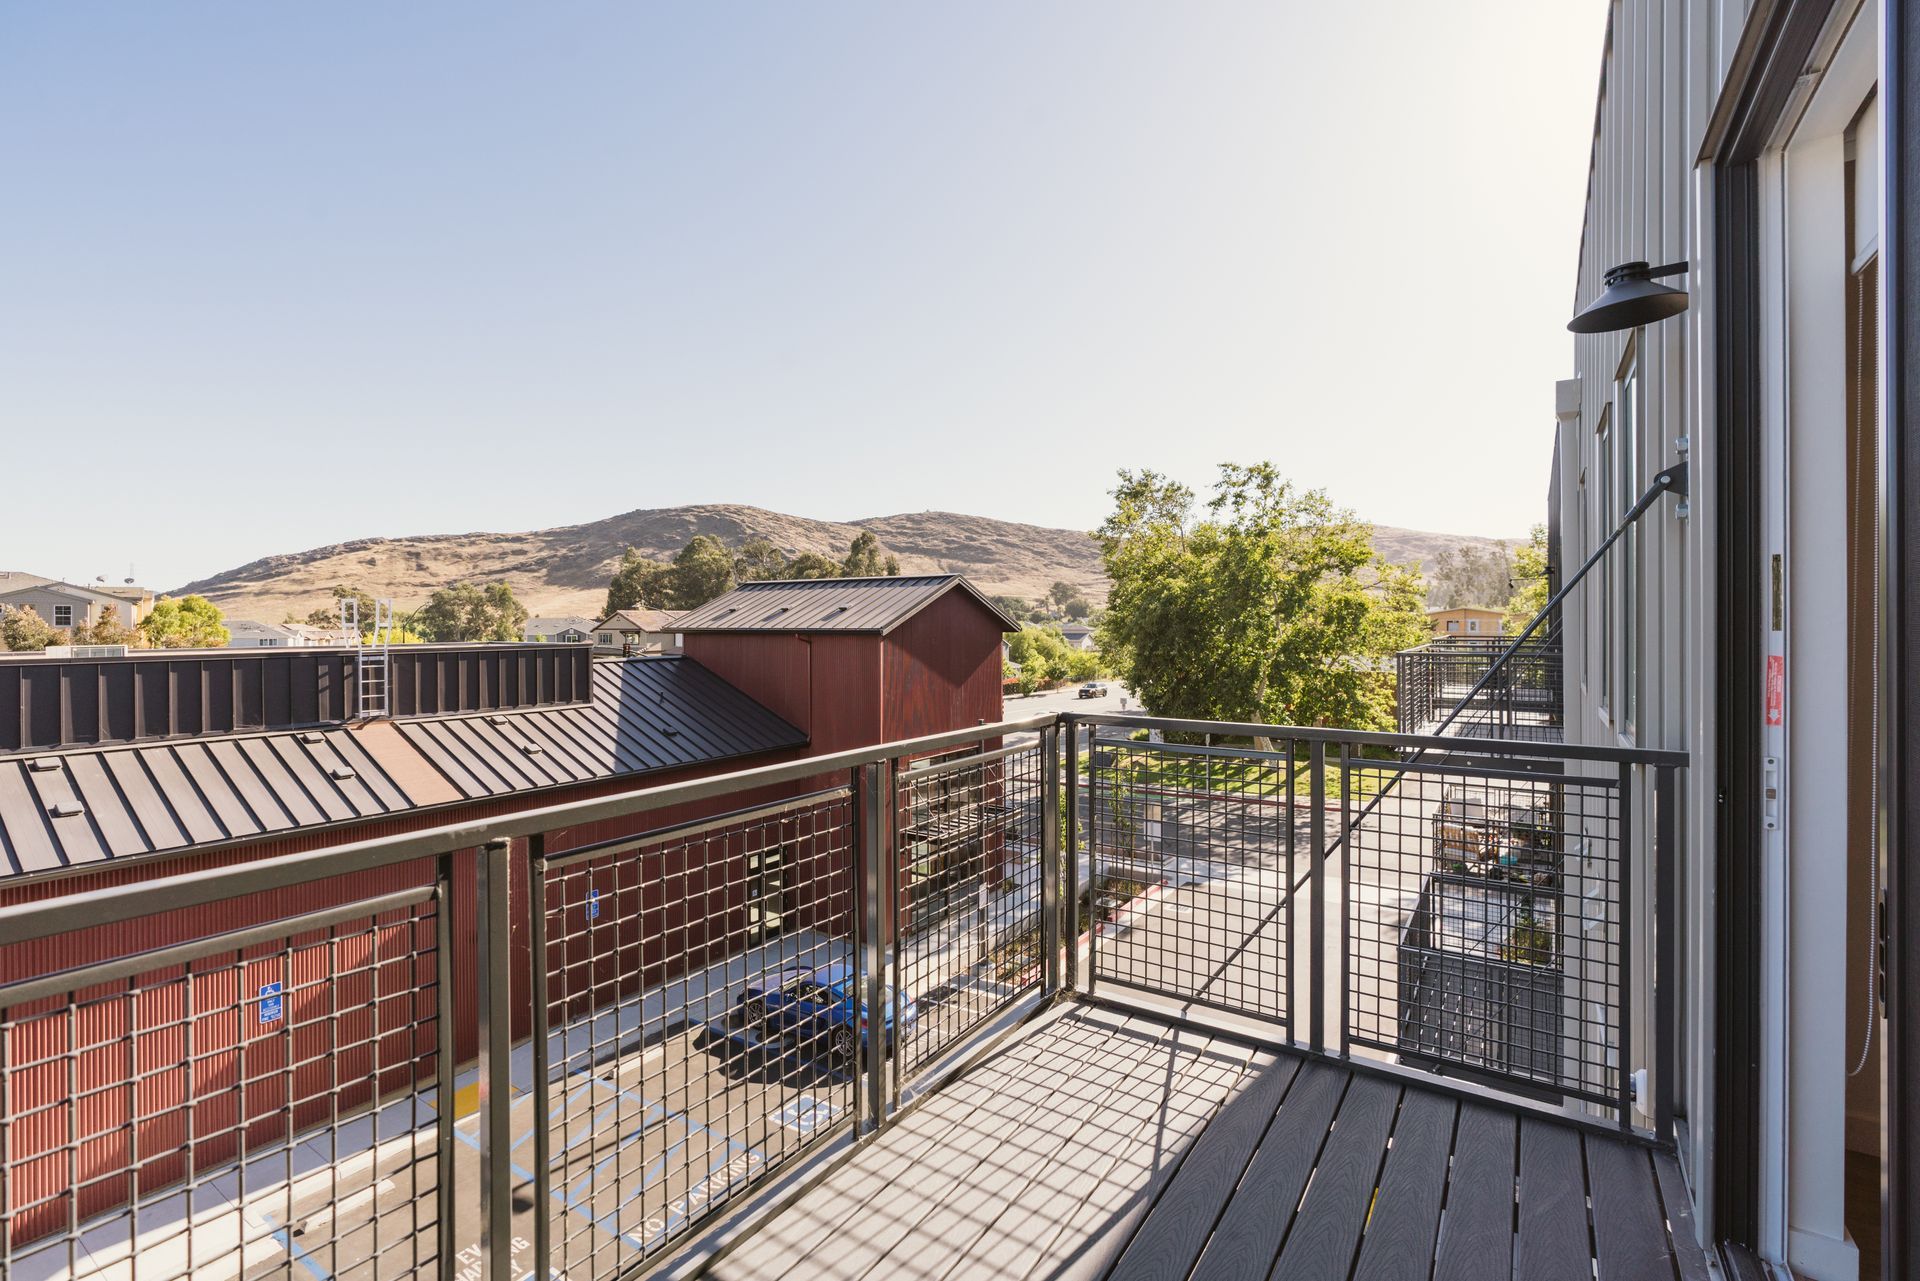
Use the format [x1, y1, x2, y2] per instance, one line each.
[412, 582, 529, 643]
[1004, 624, 1102, 694]
[0, 606, 63, 652]
[1095, 463, 1427, 733]
[306, 585, 379, 630]
[1425, 542, 1511, 610]
[139, 595, 231, 649]
[1504, 524, 1551, 632]
[604, 532, 902, 614]
[74, 605, 139, 647]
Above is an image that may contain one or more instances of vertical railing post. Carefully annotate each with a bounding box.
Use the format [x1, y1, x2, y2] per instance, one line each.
[527, 835, 551, 1281]
[1338, 742, 1351, 1058]
[859, 762, 890, 1134]
[434, 852, 458, 1275]
[1284, 740, 1298, 1042]
[1064, 718, 1081, 993]
[1041, 722, 1063, 995]
[1617, 763, 1635, 1130]
[1654, 764, 1677, 1138]
[1309, 741, 1327, 1055]
[476, 837, 515, 1277]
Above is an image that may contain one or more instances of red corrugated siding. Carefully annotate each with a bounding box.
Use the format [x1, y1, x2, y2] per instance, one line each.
[882, 593, 1007, 743]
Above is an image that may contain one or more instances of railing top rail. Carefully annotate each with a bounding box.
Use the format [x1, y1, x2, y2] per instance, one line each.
[0, 712, 1056, 947]
[1066, 711, 1687, 768]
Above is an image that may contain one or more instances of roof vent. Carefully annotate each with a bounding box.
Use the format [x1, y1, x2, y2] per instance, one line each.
[820, 605, 851, 621]
[759, 606, 790, 623]
[519, 742, 545, 755]
[28, 757, 60, 773]
[48, 800, 85, 818]
[486, 715, 509, 727]
[329, 766, 357, 781]
[299, 731, 325, 744]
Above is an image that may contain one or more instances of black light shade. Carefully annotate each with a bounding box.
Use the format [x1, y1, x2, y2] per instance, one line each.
[1568, 260, 1689, 333]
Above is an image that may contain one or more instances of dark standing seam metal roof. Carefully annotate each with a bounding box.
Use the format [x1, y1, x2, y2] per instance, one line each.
[0, 655, 805, 881]
[669, 574, 1022, 636]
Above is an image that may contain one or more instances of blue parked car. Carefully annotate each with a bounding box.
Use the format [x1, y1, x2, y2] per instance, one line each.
[737, 962, 916, 1065]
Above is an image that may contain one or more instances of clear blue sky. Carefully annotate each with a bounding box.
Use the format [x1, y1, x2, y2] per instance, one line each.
[1, 3, 1607, 591]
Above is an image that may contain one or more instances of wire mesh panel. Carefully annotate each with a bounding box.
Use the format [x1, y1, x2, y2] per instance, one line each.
[1396, 640, 1566, 743]
[0, 890, 446, 1281]
[1083, 738, 1293, 1030]
[1340, 750, 1624, 1108]
[535, 788, 857, 1279]
[891, 743, 1048, 1080]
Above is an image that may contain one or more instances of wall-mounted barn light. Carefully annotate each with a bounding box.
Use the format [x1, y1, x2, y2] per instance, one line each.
[1569, 260, 1690, 333]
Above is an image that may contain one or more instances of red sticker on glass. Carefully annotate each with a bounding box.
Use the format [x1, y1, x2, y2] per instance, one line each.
[1765, 654, 1785, 726]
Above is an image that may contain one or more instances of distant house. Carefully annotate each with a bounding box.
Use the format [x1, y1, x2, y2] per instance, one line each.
[593, 609, 681, 655]
[524, 616, 596, 644]
[1426, 606, 1503, 638]
[226, 620, 350, 648]
[225, 620, 302, 648]
[0, 581, 153, 633]
[1058, 623, 1097, 652]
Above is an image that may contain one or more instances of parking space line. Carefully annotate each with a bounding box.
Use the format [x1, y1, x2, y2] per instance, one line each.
[259, 1209, 334, 1281]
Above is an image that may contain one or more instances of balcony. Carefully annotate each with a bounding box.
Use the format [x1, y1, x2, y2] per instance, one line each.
[0, 712, 1694, 1280]
[1396, 635, 1566, 742]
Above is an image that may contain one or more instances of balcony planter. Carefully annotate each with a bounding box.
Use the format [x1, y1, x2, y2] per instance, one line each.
[1395, 868, 1563, 1088]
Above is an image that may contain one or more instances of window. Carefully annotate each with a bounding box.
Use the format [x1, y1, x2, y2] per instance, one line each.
[1618, 347, 1640, 735]
[1467, 619, 1481, 633]
[52, 605, 72, 628]
[1596, 406, 1613, 715]
[258, 638, 280, 647]
[598, 632, 615, 645]
[1447, 620, 1460, 633]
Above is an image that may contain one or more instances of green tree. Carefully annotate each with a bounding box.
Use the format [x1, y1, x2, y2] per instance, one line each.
[841, 531, 901, 578]
[733, 539, 792, 583]
[0, 606, 63, 651]
[74, 604, 139, 647]
[138, 595, 231, 649]
[605, 548, 671, 615]
[783, 551, 845, 579]
[1095, 464, 1427, 734]
[413, 582, 529, 642]
[665, 535, 737, 607]
[1504, 524, 1551, 631]
[1425, 542, 1511, 609]
[307, 585, 378, 630]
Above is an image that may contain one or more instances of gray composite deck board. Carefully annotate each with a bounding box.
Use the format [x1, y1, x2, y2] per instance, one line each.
[1588, 1135, 1677, 1280]
[1515, 1117, 1594, 1281]
[1654, 1148, 1712, 1280]
[702, 1003, 1711, 1281]
[974, 1029, 1256, 1281]
[1187, 1061, 1349, 1281]
[1429, 1101, 1517, 1281]
[1268, 1073, 1400, 1280]
[709, 1005, 1110, 1279]
[1350, 1088, 1458, 1281]
[1104, 1055, 1302, 1281]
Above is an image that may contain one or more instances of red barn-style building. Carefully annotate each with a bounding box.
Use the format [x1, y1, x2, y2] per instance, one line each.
[0, 575, 1014, 1250]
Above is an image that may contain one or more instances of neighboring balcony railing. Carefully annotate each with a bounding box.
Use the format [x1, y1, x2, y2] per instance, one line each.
[0, 710, 1680, 1281]
[1397, 635, 1566, 742]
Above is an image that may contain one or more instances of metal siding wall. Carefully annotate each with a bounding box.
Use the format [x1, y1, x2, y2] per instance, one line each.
[880, 595, 1008, 743]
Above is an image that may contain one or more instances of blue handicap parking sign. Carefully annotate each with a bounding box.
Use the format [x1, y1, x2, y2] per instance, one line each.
[258, 981, 283, 1025]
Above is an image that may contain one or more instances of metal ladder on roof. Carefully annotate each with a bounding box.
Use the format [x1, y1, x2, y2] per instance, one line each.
[339, 597, 395, 719]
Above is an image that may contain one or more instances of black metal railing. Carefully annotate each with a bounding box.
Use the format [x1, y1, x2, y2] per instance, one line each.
[0, 710, 1679, 1281]
[1396, 636, 1566, 742]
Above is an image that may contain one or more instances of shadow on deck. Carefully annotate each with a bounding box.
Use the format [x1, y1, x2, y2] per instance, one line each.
[701, 1002, 1708, 1281]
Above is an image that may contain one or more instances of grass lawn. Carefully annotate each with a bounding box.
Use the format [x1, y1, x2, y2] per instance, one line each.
[1090, 748, 1393, 802]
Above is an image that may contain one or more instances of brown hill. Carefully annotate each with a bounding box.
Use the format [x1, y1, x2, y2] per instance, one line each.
[171, 505, 1522, 624]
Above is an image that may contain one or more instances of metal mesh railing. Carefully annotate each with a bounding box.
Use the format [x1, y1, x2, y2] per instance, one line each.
[530, 788, 858, 1279]
[892, 742, 1049, 1080]
[1396, 638, 1565, 742]
[1084, 737, 1295, 1031]
[1339, 752, 1625, 1106]
[1, 887, 447, 1281]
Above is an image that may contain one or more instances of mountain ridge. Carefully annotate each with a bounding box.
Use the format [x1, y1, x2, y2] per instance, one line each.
[171, 503, 1523, 623]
